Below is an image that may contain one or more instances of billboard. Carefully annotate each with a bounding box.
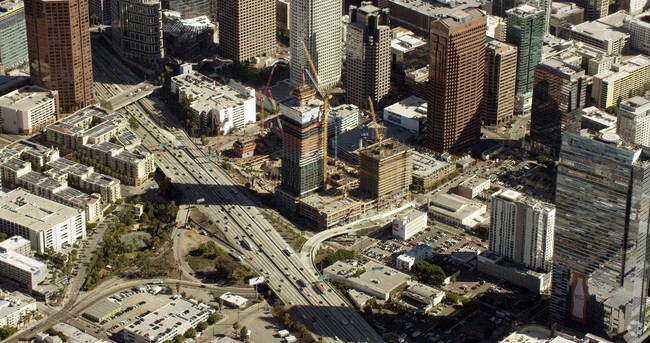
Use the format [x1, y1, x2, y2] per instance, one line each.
[570, 272, 588, 324]
[248, 276, 264, 286]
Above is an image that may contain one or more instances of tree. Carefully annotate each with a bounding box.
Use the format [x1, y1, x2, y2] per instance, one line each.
[240, 326, 248, 339]
[0, 232, 6, 242]
[411, 261, 446, 285]
[207, 312, 220, 325]
[444, 292, 458, 304]
[173, 334, 185, 343]
[129, 117, 140, 130]
[176, 281, 181, 294]
[184, 327, 196, 338]
[0, 326, 18, 340]
[233, 322, 240, 331]
[196, 321, 208, 332]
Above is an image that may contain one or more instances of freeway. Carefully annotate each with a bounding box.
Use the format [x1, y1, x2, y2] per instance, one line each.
[127, 100, 384, 343]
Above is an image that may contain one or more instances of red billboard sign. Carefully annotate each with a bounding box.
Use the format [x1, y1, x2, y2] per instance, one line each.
[570, 272, 588, 324]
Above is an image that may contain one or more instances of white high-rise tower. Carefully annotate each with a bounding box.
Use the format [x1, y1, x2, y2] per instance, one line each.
[290, 0, 341, 88]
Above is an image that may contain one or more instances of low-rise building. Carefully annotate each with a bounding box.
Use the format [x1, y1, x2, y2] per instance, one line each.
[396, 244, 433, 271]
[499, 324, 612, 343]
[42, 323, 103, 343]
[324, 260, 411, 301]
[16, 171, 101, 222]
[457, 176, 490, 199]
[83, 299, 122, 323]
[382, 95, 426, 134]
[570, 12, 630, 55]
[581, 106, 617, 133]
[390, 28, 428, 73]
[0, 236, 30, 255]
[170, 68, 255, 134]
[396, 254, 415, 271]
[411, 151, 456, 190]
[0, 86, 58, 134]
[298, 189, 363, 231]
[0, 188, 86, 253]
[476, 251, 551, 293]
[219, 292, 247, 309]
[428, 193, 488, 229]
[123, 297, 213, 343]
[392, 208, 426, 240]
[8, 141, 60, 169]
[404, 282, 444, 311]
[47, 157, 121, 203]
[404, 66, 428, 99]
[0, 291, 37, 327]
[0, 250, 46, 289]
[0, 158, 30, 188]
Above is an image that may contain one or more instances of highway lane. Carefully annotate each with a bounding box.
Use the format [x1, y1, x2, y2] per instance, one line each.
[127, 101, 383, 343]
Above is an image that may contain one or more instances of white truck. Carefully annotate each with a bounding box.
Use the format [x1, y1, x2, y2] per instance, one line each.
[278, 329, 290, 338]
[285, 335, 297, 343]
[284, 246, 294, 256]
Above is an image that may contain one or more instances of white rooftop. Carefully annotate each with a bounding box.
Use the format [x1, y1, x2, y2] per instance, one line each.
[0, 86, 55, 112]
[0, 188, 83, 232]
[384, 95, 427, 119]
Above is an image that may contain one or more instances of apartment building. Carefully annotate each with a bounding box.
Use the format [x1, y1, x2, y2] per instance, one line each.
[617, 96, 650, 146]
[592, 55, 650, 109]
[0, 86, 58, 134]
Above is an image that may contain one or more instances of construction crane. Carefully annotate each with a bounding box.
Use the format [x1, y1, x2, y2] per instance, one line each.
[268, 90, 282, 136]
[368, 97, 383, 144]
[301, 40, 333, 187]
[259, 65, 277, 136]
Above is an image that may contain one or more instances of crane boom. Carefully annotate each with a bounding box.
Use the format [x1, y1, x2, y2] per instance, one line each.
[259, 65, 277, 135]
[301, 40, 330, 187]
[368, 97, 383, 144]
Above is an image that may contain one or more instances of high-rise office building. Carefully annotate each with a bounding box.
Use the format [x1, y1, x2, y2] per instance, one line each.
[358, 138, 412, 199]
[489, 189, 555, 271]
[530, 58, 587, 156]
[167, 0, 215, 19]
[89, 0, 110, 24]
[550, 131, 650, 341]
[219, 0, 275, 63]
[278, 84, 325, 198]
[290, 0, 341, 88]
[25, 0, 93, 115]
[427, 9, 486, 153]
[111, 0, 165, 70]
[0, 0, 28, 71]
[346, 3, 390, 109]
[506, 5, 544, 115]
[573, 0, 608, 21]
[482, 39, 517, 126]
[617, 96, 650, 147]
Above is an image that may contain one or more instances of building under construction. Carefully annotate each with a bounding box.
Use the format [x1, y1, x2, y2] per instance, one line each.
[275, 84, 325, 212]
[233, 137, 256, 158]
[299, 187, 363, 231]
[359, 138, 413, 199]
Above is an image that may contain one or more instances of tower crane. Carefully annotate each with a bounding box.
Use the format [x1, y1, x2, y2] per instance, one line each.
[301, 40, 333, 187]
[259, 65, 277, 136]
[368, 97, 383, 144]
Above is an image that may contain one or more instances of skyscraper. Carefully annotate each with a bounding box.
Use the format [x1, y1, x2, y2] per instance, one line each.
[573, 0, 608, 21]
[278, 84, 325, 199]
[167, 0, 215, 19]
[550, 131, 650, 341]
[111, 0, 164, 70]
[482, 39, 517, 126]
[530, 58, 587, 156]
[290, 0, 341, 88]
[219, 0, 275, 63]
[25, 0, 93, 115]
[427, 9, 486, 153]
[346, 3, 390, 109]
[506, 5, 544, 115]
[0, 0, 28, 71]
[358, 138, 413, 199]
[489, 189, 555, 271]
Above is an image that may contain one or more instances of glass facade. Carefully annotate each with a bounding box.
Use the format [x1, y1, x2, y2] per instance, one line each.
[550, 131, 650, 341]
[0, 2, 28, 71]
[506, 5, 544, 96]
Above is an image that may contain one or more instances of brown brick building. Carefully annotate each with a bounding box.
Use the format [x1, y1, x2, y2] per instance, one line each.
[427, 9, 486, 153]
[219, 0, 276, 63]
[25, 0, 93, 115]
[482, 40, 517, 126]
